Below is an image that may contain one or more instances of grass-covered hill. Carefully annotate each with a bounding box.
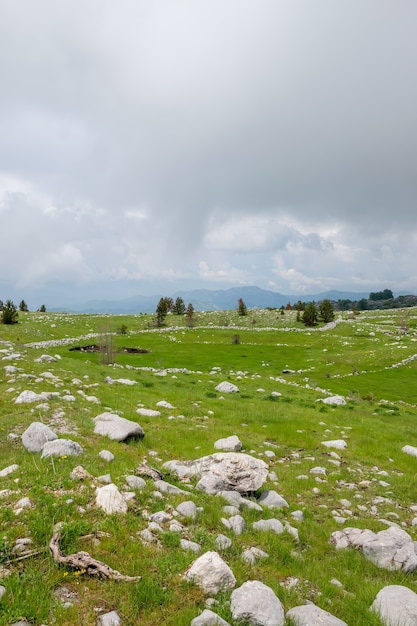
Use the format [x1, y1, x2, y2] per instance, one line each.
[1, 307, 417, 625]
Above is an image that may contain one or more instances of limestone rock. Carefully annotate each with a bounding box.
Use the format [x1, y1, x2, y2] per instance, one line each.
[164, 453, 268, 494]
[402, 445, 417, 458]
[176, 500, 199, 520]
[136, 408, 161, 417]
[371, 584, 417, 626]
[258, 490, 289, 509]
[253, 519, 284, 534]
[317, 395, 346, 405]
[286, 603, 348, 625]
[41, 439, 83, 458]
[214, 435, 242, 451]
[215, 382, 239, 393]
[96, 610, 122, 626]
[191, 609, 231, 626]
[230, 580, 285, 626]
[0, 464, 19, 478]
[183, 551, 236, 595]
[21, 422, 58, 453]
[96, 484, 128, 514]
[93, 412, 145, 442]
[321, 439, 347, 450]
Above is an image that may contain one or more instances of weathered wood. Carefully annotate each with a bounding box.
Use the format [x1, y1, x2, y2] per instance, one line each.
[49, 533, 141, 582]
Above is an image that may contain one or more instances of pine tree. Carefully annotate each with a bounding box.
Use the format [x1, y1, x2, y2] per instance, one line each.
[237, 298, 247, 316]
[1, 300, 18, 325]
[185, 303, 195, 328]
[319, 299, 335, 323]
[19, 300, 28, 312]
[302, 302, 318, 327]
[172, 297, 186, 315]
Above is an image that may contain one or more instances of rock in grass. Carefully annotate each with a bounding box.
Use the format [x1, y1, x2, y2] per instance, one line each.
[258, 490, 289, 509]
[93, 412, 145, 442]
[317, 395, 346, 405]
[41, 439, 83, 458]
[214, 435, 242, 451]
[371, 584, 417, 626]
[191, 609, 231, 626]
[0, 464, 19, 478]
[21, 422, 58, 452]
[183, 551, 236, 595]
[402, 445, 417, 458]
[286, 603, 348, 625]
[215, 382, 239, 393]
[0, 585, 6, 600]
[322, 439, 347, 450]
[230, 580, 285, 626]
[96, 610, 122, 626]
[253, 519, 284, 534]
[164, 453, 268, 494]
[330, 526, 417, 572]
[96, 484, 128, 514]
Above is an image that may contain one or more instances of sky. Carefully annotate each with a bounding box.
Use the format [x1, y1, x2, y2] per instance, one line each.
[1, 1, 416, 307]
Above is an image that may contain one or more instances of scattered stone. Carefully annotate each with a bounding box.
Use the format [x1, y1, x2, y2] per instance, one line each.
[322, 440, 347, 450]
[0, 584, 6, 600]
[21, 422, 58, 452]
[96, 484, 128, 514]
[93, 412, 145, 442]
[41, 439, 83, 458]
[317, 395, 346, 405]
[402, 445, 417, 458]
[215, 381, 239, 393]
[183, 551, 236, 595]
[70, 465, 94, 481]
[191, 609, 231, 626]
[228, 515, 246, 535]
[154, 480, 188, 495]
[176, 501, 199, 520]
[286, 603, 348, 625]
[136, 408, 161, 417]
[96, 610, 122, 626]
[156, 400, 175, 409]
[253, 519, 284, 534]
[330, 526, 417, 572]
[214, 435, 242, 451]
[241, 547, 269, 565]
[230, 580, 285, 626]
[180, 539, 201, 553]
[371, 584, 417, 626]
[258, 490, 289, 509]
[216, 534, 232, 550]
[0, 464, 19, 478]
[99, 450, 114, 462]
[164, 453, 269, 494]
[125, 475, 146, 490]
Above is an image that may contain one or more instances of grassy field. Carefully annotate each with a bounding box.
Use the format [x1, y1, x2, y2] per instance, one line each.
[0, 307, 417, 625]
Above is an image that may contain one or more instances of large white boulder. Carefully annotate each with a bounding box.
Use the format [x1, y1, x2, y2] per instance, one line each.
[96, 484, 128, 514]
[21, 422, 57, 452]
[286, 603, 348, 625]
[164, 453, 268, 494]
[215, 382, 239, 393]
[183, 551, 236, 595]
[41, 439, 83, 458]
[93, 412, 145, 442]
[371, 584, 417, 626]
[230, 580, 285, 626]
[214, 435, 242, 451]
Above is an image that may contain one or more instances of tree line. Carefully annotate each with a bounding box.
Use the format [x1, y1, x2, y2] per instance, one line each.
[0, 300, 46, 324]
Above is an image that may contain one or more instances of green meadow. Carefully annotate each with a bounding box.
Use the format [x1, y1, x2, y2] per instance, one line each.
[0, 307, 417, 625]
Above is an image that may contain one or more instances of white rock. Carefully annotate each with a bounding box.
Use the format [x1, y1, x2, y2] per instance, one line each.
[253, 519, 284, 534]
[402, 445, 417, 458]
[215, 382, 239, 393]
[136, 408, 161, 417]
[96, 610, 122, 626]
[154, 480, 189, 496]
[176, 501, 199, 520]
[228, 515, 246, 536]
[286, 603, 348, 625]
[191, 609, 231, 626]
[41, 439, 83, 458]
[156, 400, 175, 409]
[164, 453, 269, 494]
[180, 539, 201, 553]
[183, 551, 236, 595]
[230, 580, 285, 626]
[322, 440, 347, 450]
[215, 534, 232, 550]
[214, 435, 242, 452]
[241, 547, 269, 565]
[96, 484, 128, 514]
[258, 490, 289, 509]
[371, 584, 417, 626]
[317, 395, 346, 405]
[93, 412, 145, 442]
[0, 464, 19, 478]
[99, 450, 114, 462]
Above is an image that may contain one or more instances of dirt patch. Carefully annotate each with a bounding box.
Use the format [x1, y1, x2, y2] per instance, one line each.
[69, 345, 150, 354]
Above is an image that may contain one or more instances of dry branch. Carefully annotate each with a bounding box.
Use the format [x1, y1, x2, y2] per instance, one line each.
[49, 533, 141, 582]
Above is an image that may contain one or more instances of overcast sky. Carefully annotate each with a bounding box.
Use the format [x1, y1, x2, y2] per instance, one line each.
[1, 1, 416, 306]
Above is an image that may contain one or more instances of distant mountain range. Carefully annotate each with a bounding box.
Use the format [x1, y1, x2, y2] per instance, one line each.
[49, 286, 412, 314]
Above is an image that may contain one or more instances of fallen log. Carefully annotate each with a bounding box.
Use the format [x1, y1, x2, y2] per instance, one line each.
[49, 533, 141, 582]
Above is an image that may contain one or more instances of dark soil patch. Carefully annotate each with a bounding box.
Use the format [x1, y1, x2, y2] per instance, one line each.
[69, 345, 150, 354]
